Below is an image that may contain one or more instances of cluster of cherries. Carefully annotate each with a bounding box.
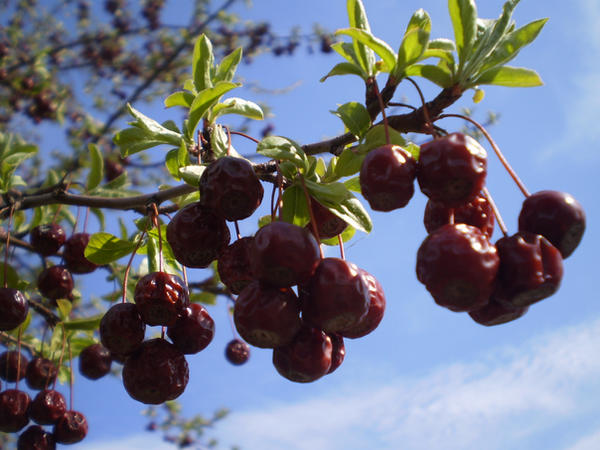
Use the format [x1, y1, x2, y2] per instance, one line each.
[359, 132, 585, 323]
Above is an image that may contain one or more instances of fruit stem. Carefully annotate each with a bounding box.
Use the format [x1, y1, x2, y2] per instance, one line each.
[3, 205, 14, 289]
[226, 126, 232, 156]
[83, 206, 90, 233]
[234, 221, 242, 240]
[151, 203, 164, 273]
[68, 340, 73, 411]
[275, 161, 284, 221]
[229, 130, 260, 144]
[338, 234, 345, 260]
[122, 229, 147, 304]
[297, 171, 324, 259]
[270, 182, 277, 222]
[15, 325, 22, 390]
[482, 187, 508, 237]
[406, 77, 436, 137]
[53, 325, 67, 390]
[438, 114, 530, 197]
[372, 78, 390, 145]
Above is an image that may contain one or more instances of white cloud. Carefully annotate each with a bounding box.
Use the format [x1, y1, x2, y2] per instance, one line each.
[213, 318, 600, 450]
[567, 429, 600, 450]
[78, 433, 175, 450]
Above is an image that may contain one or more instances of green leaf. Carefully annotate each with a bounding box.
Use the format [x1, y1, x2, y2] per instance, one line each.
[84, 232, 136, 264]
[395, 28, 430, 77]
[448, 0, 478, 68]
[214, 47, 242, 82]
[193, 34, 214, 92]
[346, 0, 376, 76]
[258, 215, 272, 229]
[474, 65, 543, 87]
[0, 263, 24, 290]
[344, 176, 361, 193]
[334, 147, 366, 178]
[421, 39, 457, 65]
[257, 136, 309, 172]
[335, 28, 396, 72]
[320, 62, 366, 82]
[406, 9, 432, 34]
[405, 64, 454, 88]
[63, 314, 103, 331]
[280, 185, 310, 227]
[190, 291, 217, 306]
[331, 42, 361, 65]
[164, 91, 195, 109]
[332, 102, 371, 138]
[56, 299, 72, 321]
[187, 81, 240, 135]
[209, 97, 264, 121]
[179, 165, 206, 187]
[86, 143, 104, 191]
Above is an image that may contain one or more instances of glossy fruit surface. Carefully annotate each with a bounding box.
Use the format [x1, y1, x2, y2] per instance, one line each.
[424, 194, 495, 238]
[0, 288, 29, 331]
[518, 190, 585, 258]
[26, 357, 57, 391]
[63, 233, 98, 274]
[167, 303, 215, 355]
[416, 224, 499, 312]
[199, 156, 264, 221]
[217, 237, 255, 295]
[0, 389, 30, 432]
[29, 389, 67, 425]
[417, 133, 487, 207]
[99, 302, 146, 357]
[53, 410, 88, 444]
[341, 269, 386, 339]
[0, 350, 28, 382]
[469, 297, 529, 326]
[359, 144, 417, 211]
[79, 343, 112, 380]
[234, 282, 301, 348]
[302, 258, 369, 333]
[250, 221, 321, 288]
[134, 272, 188, 327]
[37, 265, 73, 301]
[166, 202, 231, 268]
[306, 199, 348, 239]
[225, 339, 250, 365]
[122, 338, 189, 404]
[29, 224, 66, 256]
[272, 326, 332, 383]
[17, 424, 56, 450]
[327, 333, 345, 374]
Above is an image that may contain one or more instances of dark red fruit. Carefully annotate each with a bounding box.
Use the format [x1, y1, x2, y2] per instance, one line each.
[30, 224, 66, 256]
[79, 343, 112, 380]
[99, 302, 146, 357]
[493, 231, 563, 308]
[0, 288, 29, 331]
[469, 297, 528, 326]
[122, 338, 189, 404]
[306, 200, 348, 240]
[166, 202, 231, 268]
[217, 237, 255, 294]
[134, 272, 188, 327]
[302, 258, 369, 333]
[518, 190, 585, 258]
[26, 357, 57, 390]
[250, 221, 321, 288]
[424, 193, 495, 238]
[0, 350, 28, 382]
[359, 144, 417, 211]
[18, 424, 56, 450]
[104, 158, 125, 181]
[167, 303, 215, 355]
[327, 333, 345, 374]
[225, 339, 250, 365]
[37, 265, 73, 301]
[53, 411, 88, 444]
[0, 389, 31, 432]
[63, 233, 98, 274]
[416, 224, 499, 312]
[234, 282, 302, 349]
[341, 269, 386, 339]
[272, 326, 332, 383]
[199, 156, 264, 221]
[29, 389, 67, 425]
[417, 133, 487, 207]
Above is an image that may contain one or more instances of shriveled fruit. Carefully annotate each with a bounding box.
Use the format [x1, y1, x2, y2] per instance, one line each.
[0, 350, 28, 382]
[134, 272, 188, 327]
[306, 199, 348, 239]
[122, 338, 189, 404]
[327, 333, 345, 374]
[469, 297, 529, 326]
[199, 156, 264, 221]
[518, 190, 585, 258]
[217, 237, 255, 295]
[0, 389, 30, 432]
[63, 233, 98, 274]
[79, 343, 112, 380]
[417, 133, 487, 207]
[359, 144, 417, 211]
[166, 202, 230, 268]
[29, 224, 66, 256]
[225, 339, 250, 365]
[234, 282, 302, 349]
[17, 424, 56, 450]
[0, 288, 29, 331]
[99, 302, 146, 358]
[53, 410, 88, 444]
[416, 224, 499, 312]
[26, 357, 57, 391]
[167, 303, 215, 355]
[37, 265, 73, 301]
[341, 268, 386, 339]
[424, 193, 494, 238]
[29, 389, 67, 425]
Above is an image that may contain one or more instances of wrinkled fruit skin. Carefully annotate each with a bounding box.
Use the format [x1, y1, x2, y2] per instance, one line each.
[225, 339, 250, 365]
[37, 265, 73, 301]
[306, 199, 348, 239]
[26, 357, 58, 391]
[217, 237, 255, 295]
[418, 133, 487, 208]
[360, 144, 417, 211]
[302, 258, 370, 333]
[327, 333, 345, 374]
[122, 338, 189, 404]
[199, 156, 264, 221]
[0, 350, 28, 382]
[234, 282, 302, 349]
[29, 389, 67, 425]
[424, 194, 495, 238]
[469, 297, 529, 326]
[250, 221, 321, 288]
[63, 233, 98, 274]
[272, 326, 332, 383]
[0, 389, 31, 432]
[29, 224, 66, 256]
[166, 202, 231, 268]
[493, 231, 563, 308]
[53, 410, 88, 445]
[100, 302, 146, 358]
[17, 424, 56, 450]
[134, 272, 188, 327]
[518, 190, 585, 258]
[416, 224, 499, 312]
[167, 303, 215, 355]
[341, 269, 386, 339]
[79, 343, 112, 380]
[0, 288, 29, 331]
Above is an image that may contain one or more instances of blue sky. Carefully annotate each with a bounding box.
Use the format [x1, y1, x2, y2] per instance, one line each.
[63, 0, 600, 449]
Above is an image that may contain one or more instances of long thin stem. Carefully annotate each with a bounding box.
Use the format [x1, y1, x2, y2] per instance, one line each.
[372, 78, 390, 145]
[3, 206, 14, 289]
[482, 187, 508, 237]
[122, 230, 147, 303]
[406, 77, 436, 137]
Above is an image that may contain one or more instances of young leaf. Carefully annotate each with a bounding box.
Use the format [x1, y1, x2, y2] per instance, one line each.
[165, 141, 188, 180]
[209, 97, 264, 122]
[332, 102, 371, 138]
[214, 47, 243, 83]
[280, 185, 310, 227]
[448, 0, 478, 68]
[343, 176, 361, 193]
[406, 9, 432, 34]
[56, 299, 72, 321]
[405, 64, 454, 88]
[164, 91, 195, 109]
[86, 143, 104, 191]
[84, 232, 137, 264]
[320, 62, 366, 82]
[334, 147, 366, 178]
[335, 28, 396, 72]
[395, 28, 430, 77]
[179, 165, 206, 186]
[473, 65, 543, 87]
[193, 35, 214, 92]
[257, 136, 309, 172]
[346, 0, 376, 76]
[63, 314, 103, 331]
[187, 81, 240, 135]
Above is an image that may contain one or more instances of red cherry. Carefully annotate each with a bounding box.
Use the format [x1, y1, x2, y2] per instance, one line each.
[0, 389, 31, 432]
[37, 265, 73, 301]
[29, 389, 67, 425]
[0, 350, 28, 382]
[217, 237, 255, 294]
[25, 357, 58, 391]
[327, 333, 345, 374]
[306, 199, 348, 239]
[424, 193, 495, 238]
[225, 339, 250, 365]
[29, 224, 66, 256]
[99, 303, 146, 358]
[167, 303, 215, 355]
[63, 233, 98, 274]
[0, 288, 29, 331]
[79, 343, 112, 380]
[53, 410, 88, 445]
[134, 272, 188, 327]
[469, 297, 529, 326]
[341, 268, 386, 339]
[17, 424, 56, 449]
